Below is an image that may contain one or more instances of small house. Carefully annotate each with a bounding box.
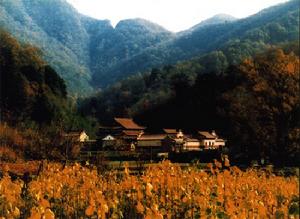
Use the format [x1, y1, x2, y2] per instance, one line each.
[97, 118, 146, 150]
[198, 131, 216, 149]
[164, 130, 185, 153]
[197, 131, 226, 149]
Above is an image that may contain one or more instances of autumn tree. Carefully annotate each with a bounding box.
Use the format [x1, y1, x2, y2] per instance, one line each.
[223, 48, 299, 163]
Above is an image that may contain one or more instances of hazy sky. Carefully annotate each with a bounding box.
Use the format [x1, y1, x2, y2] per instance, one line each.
[66, 0, 287, 32]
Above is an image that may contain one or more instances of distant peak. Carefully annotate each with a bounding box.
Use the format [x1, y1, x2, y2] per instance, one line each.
[200, 13, 237, 26]
[210, 13, 237, 20]
[117, 18, 150, 24]
[116, 18, 149, 28]
[189, 13, 237, 31]
[115, 18, 171, 33]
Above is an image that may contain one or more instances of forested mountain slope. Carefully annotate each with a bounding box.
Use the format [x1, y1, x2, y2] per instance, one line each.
[1, 0, 298, 93]
[96, 0, 299, 86]
[0, 0, 93, 94]
[0, 0, 174, 93]
[0, 30, 67, 124]
[0, 30, 96, 136]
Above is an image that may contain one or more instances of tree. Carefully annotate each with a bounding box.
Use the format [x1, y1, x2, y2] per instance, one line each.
[171, 73, 192, 100]
[223, 48, 299, 162]
[199, 51, 228, 74]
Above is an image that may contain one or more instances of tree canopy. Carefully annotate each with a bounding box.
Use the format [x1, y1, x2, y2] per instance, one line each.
[222, 48, 299, 162]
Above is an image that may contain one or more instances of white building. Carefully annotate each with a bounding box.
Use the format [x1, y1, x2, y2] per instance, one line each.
[198, 131, 226, 149]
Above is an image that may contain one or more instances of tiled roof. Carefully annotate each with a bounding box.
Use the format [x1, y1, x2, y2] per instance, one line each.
[163, 129, 177, 134]
[198, 131, 216, 139]
[138, 134, 167, 140]
[114, 118, 145, 130]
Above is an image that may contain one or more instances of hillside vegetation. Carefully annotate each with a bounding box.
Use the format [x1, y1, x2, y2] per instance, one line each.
[0, 31, 96, 160]
[0, 30, 67, 124]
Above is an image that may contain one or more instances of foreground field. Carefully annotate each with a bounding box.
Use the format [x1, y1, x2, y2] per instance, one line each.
[0, 161, 299, 218]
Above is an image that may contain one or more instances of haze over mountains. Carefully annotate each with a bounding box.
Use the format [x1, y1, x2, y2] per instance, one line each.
[0, 0, 299, 94]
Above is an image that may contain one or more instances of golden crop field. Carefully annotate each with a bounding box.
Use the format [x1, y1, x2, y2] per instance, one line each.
[0, 160, 299, 219]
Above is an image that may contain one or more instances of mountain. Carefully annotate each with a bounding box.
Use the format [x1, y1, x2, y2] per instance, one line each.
[0, 0, 174, 94]
[86, 18, 174, 87]
[188, 14, 237, 31]
[94, 0, 299, 86]
[0, 0, 299, 93]
[0, 0, 93, 94]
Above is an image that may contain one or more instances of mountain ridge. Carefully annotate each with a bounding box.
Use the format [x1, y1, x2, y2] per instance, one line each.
[0, 0, 176, 93]
[188, 13, 238, 31]
[0, 0, 298, 93]
[93, 0, 298, 86]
